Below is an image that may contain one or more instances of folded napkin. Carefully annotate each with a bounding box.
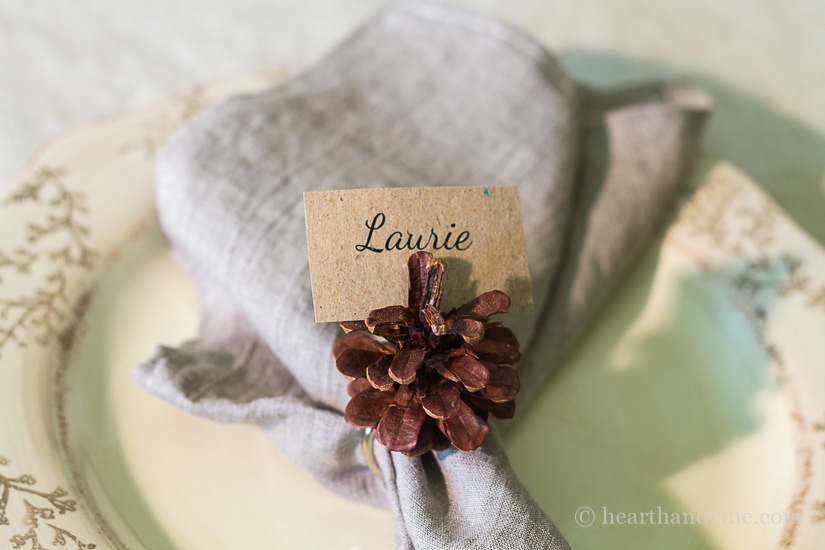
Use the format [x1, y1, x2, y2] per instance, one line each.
[135, 1, 711, 548]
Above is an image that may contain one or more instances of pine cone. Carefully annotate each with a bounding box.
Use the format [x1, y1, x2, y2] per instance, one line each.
[334, 251, 521, 456]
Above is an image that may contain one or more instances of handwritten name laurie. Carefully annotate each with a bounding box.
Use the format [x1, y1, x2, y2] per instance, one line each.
[355, 212, 472, 253]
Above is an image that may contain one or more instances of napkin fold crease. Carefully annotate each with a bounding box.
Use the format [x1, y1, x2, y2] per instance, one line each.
[135, 1, 711, 548]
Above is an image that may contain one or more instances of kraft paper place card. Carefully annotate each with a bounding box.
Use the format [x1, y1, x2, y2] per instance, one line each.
[304, 186, 532, 323]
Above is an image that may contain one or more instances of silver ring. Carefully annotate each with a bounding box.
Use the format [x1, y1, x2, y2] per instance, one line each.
[361, 428, 384, 481]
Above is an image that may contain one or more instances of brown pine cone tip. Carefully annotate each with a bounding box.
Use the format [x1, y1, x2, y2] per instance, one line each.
[335, 251, 521, 456]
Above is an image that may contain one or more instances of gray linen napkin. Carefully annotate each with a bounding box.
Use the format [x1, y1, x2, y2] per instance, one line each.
[135, 1, 711, 548]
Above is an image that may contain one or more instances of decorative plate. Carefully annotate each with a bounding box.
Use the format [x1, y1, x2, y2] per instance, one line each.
[1, 70, 823, 549]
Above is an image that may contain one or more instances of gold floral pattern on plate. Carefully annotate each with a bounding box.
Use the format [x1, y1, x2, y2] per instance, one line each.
[0, 168, 96, 358]
[668, 165, 825, 545]
[0, 455, 95, 550]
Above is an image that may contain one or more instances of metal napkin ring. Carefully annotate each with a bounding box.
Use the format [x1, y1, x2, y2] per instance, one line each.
[362, 428, 385, 481]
